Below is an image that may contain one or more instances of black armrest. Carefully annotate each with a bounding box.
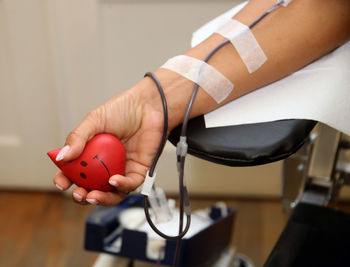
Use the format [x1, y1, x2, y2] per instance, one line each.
[169, 117, 316, 166]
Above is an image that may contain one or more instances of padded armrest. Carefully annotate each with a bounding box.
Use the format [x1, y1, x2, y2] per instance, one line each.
[168, 117, 316, 167]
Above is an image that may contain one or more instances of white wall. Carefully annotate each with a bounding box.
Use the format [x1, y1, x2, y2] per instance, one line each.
[0, 0, 285, 197]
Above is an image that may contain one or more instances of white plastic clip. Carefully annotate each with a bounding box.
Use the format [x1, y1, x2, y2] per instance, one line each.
[280, 0, 292, 7]
[141, 170, 156, 197]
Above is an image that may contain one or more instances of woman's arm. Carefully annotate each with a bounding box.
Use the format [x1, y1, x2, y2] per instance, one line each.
[54, 0, 350, 206]
[148, 0, 350, 130]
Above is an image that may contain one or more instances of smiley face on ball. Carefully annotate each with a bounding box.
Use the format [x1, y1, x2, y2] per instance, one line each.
[48, 134, 126, 192]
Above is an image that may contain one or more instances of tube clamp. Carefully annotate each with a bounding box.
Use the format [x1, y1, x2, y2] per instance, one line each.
[141, 171, 156, 196]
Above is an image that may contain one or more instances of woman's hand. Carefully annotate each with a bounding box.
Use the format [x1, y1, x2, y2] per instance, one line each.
[53, 79, 166, 206]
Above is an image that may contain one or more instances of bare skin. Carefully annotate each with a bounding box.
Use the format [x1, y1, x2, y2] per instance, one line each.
[53, 0, 350, 206]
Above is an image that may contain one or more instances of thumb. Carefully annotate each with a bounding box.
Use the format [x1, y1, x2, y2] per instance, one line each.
[59, 110, 105, 162]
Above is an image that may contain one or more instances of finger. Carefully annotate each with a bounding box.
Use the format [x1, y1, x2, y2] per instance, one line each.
[108, 173, 145, 193]
[72, 187, 89, 205]
[62, 110, 104, 162]
[53, 170, 72, 191]
[85, 190, 127, 206]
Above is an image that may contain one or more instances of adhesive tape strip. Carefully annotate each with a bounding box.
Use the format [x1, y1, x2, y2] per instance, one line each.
[161, 55, 234, 103]
[215, 18, 267, 73]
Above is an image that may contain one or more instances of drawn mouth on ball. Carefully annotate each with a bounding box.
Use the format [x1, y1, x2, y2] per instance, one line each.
[93, 155, 112, 189]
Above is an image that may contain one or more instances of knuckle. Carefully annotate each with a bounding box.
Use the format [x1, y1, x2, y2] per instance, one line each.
[86, 108, 105, 133]
[86, 109, 98, 121]
[67, 129, 80, 142]
[87, 108, 103, 125]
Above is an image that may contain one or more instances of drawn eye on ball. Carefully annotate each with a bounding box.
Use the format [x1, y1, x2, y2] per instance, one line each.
[79, 157, 111, 180]
[79, 157, 111, 189]
[80, 161, 88, 179]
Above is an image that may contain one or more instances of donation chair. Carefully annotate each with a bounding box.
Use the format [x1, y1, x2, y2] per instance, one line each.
[168, 117, 350, 267]
[85, 116, 350, 266]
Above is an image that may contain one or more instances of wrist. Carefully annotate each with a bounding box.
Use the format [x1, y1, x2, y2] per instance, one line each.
[130, 69, 193, 132]
[152, 68, 194, 131]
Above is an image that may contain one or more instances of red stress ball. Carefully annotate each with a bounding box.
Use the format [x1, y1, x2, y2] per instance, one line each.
[47, 133, 126, 192]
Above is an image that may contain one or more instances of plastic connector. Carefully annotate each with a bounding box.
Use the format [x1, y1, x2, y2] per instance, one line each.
[148, 187, 173, 223]
[176, 136, 188, 158]
[141, 170, 156, 197]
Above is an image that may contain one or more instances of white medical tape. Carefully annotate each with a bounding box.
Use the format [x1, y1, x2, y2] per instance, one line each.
[215, 18, 267, 73]
[161, 55, 234, 103]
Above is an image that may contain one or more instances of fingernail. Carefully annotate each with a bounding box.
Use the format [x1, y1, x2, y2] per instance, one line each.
[56, 145, 70, 161]
[55, 183, 64, 191]
[109, 179, 118, 186]
[73, 193, 83, 202]
[86, 199, 99, 205]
